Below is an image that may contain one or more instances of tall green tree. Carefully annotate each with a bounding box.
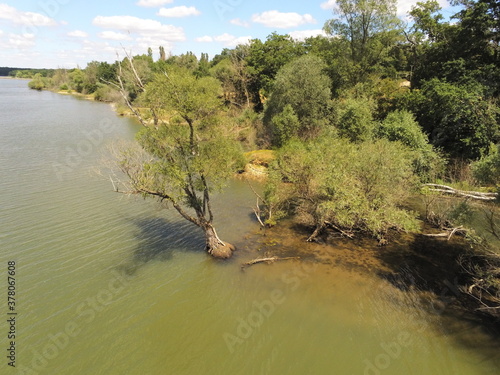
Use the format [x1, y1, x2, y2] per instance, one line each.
[114, 66, 244, 258]
[404, 78, 499, 159]
[245, 33, 305, 109]
[323, 0, 402, 83]
[409, 0, 500, 95]
[263, 55, 333, 144]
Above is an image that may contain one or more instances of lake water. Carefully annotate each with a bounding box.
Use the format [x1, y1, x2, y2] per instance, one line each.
[1, 78, 499, 375]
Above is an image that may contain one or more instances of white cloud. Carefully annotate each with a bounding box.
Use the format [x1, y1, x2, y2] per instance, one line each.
[397, 0, 449, 17]
[98, 31, 132, 41]
[8, 33, 36, 48]
[320, 0, 337, 10]
[288, 29, 327, 40]
[214, 33, 234, 43]
[230, 36, 252, 47]
[196, 36, 214, 42]
[157, 6, 201, 18]
[136, 37, 173, 52]
[230, 18, 250, 27]
[213, 33, 251, 47]
[320, 0, 450, 18]
[0, 4, 57, 27]
[136, 0, 173, 7]
[68, 30, 88, 38]
[251, 10, 316, 29]
[92, 15, 185, 41]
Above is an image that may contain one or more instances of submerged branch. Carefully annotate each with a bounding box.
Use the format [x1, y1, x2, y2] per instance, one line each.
[241, 256, 300, 270]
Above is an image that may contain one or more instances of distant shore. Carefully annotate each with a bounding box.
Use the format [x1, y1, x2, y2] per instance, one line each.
[0, 76, 22, 79]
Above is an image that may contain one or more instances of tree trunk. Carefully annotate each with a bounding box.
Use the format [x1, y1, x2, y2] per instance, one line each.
[203, 223, 235, 259]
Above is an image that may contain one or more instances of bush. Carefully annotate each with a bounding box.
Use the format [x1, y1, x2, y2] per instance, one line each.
[378, 110, 444, 180]
[335, 95, 377, 143]
[266, 137, 420, 240]
[28, 74, 47, 91]
[93, 85, 121, 102]
[472, 145, 500, 186]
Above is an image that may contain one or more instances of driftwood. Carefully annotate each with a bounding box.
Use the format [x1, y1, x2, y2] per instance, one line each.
[423, 184, 498, 201]
[241, 256, 300, 270]
[422, 226, 467, 240]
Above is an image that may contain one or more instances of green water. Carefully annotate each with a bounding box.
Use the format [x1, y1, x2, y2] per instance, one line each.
[1, 79, 499, 375]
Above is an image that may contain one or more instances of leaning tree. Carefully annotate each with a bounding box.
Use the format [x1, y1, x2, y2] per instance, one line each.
[109, 58, 243, 258]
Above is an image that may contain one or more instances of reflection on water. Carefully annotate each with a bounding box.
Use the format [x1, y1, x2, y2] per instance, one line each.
[0, 79, 499, 375]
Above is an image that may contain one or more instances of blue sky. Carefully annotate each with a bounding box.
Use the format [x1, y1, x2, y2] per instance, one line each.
[0, 0, 458, 68]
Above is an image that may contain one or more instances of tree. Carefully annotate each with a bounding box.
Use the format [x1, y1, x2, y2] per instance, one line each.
[113, 66, 244, 258]
[323, 0, 402, 83]
[159, 46, 166, 61]
[69, 68, 85, 93]
[210, 46, 252, 108]
[245, 33, 305, 109]
[403, 78, 499, 159]
[408, 0, 500, 95]
[28, 73, 47, 90]
[264, 55, 333, 144]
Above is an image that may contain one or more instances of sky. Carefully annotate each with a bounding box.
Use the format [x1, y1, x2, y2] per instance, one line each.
[0, 0, 459, 69]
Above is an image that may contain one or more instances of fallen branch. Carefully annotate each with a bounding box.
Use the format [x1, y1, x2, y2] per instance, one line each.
[241, 256, 300, 270]
[422, 226, 466, 240]
[423, 184, 498, 201]
[325, 221, 355, 239]
[307, 221, 354, 242]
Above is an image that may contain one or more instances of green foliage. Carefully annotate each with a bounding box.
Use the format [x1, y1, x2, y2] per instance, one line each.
[323, 0, 402, 83]
[245, 33, 306, 108]
[378, 109, 443, 179]
[69, 69, 85, 93]
[270, 104, 300, 146]
[145, 67, 222, 122]
[472, 145, 500, 186]
[403, 79, 499, 159]
[93, 84, 121, 102]
[126, 67, 244, 204]
[264, 55, 333, 144]
[408, 1, 500, 96]
[335, 95, 377, 142]
[266, 137, 420, 239]
[28, 73, 47, 91]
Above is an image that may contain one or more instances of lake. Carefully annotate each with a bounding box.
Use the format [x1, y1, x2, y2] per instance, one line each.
[1, 79, 499, 375]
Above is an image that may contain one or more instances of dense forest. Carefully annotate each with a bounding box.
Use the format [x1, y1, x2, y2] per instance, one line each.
[28, 0, 500, 316]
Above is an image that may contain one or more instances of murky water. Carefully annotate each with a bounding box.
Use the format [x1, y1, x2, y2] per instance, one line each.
[1, 79, 499, 375]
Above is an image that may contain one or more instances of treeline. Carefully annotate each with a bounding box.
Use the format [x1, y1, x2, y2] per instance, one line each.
[0, 67, 54, 78]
